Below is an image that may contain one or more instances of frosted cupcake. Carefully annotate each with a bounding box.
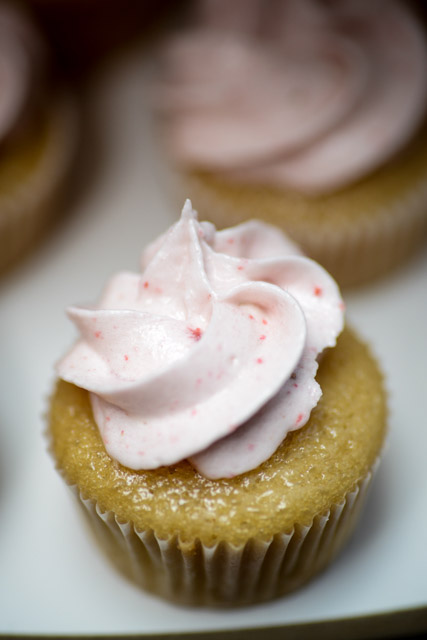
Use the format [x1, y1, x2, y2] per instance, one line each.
[153, 0, 427, 287]
[48, 201, 387, 606]
[0, 2, 77, 274]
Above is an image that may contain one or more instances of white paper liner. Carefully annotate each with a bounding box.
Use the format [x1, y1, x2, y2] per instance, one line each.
[69, 459, 380, 607]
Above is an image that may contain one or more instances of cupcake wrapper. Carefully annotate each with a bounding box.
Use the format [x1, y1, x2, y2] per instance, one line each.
[307, 178, 427, 287]
[70, 459, 379, 607]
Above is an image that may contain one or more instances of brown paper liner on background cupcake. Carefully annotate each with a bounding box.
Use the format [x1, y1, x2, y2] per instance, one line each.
[0, 3, 79, 275]
[0, 93, 78, 274]
[176, 121, 427, 289]
[48, 328, 387, 607]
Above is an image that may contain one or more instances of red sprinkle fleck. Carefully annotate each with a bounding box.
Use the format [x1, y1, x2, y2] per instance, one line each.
[296, 413, 304, 424]
[188, 327, 203, 341]
[293, 383, 298, 388]
[237, 265, 244, 271]
[106, 416, 111, 422]
[120, 430, 124, 436]
[248, 314, 255, 320]
[339, 302, 346, 311]
[143, 281, 149, 288]
[314, 286, 323, 297]
[257, 357, 263, 364]
[259, 334, 266, 341]
[196, 378, 202, 385]
[227, 238, 234, 244]
[94, 330, 102, 339]
[262, 318, 268, 325]
[191, 408, 197, 416]
[124, 354, 129, 361]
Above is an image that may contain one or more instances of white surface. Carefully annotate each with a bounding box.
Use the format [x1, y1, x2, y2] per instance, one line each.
[0, 43, 426, 635]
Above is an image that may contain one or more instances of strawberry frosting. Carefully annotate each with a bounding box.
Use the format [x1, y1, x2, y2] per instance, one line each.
[154, 0, 427, 195]
[57, 201, 344, 478]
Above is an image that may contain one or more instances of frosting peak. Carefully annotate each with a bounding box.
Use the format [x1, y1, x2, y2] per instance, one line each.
[58, 201, 344, 478]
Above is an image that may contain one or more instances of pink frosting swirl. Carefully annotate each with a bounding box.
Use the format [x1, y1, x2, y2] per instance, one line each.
[154, 0, 427, 194]
[57, 201, 344, 478]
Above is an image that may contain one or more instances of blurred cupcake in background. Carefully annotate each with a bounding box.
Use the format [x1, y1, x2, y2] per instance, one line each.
[0, 1, 78, 274]
[153, 0, 427, 287]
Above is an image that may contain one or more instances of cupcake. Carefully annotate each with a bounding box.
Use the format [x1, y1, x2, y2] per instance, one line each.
[153, 0, 427, 287]
[48, 200, 387, 606]
[0, 2, 78, 274]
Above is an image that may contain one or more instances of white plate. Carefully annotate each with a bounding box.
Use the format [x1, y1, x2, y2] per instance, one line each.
[0, 41, 426, 637]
